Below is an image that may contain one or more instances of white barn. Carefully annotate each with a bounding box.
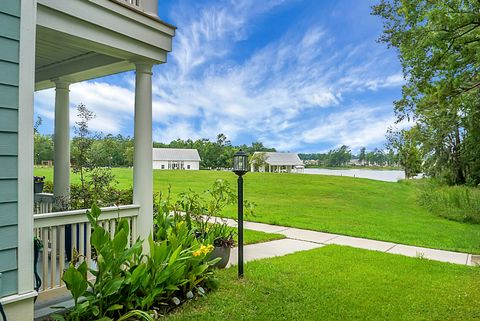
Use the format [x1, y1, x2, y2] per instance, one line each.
[153, 148, 201, 170]
[251, 152, 304, 173]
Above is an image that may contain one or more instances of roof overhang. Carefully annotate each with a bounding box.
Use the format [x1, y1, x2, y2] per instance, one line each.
[35, 0, 176, 90]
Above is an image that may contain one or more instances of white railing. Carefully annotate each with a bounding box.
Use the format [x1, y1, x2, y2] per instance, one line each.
[33, 205, 139, 294]
[124, 0, 141, 8]
[34, 193, 54, 214]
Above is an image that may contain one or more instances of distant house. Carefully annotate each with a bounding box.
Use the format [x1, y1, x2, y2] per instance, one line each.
[153, 148, 201, 170]
[251, 152, 304, 173]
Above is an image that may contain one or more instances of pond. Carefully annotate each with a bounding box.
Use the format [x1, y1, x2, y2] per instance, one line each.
[303, 168, 405, 182]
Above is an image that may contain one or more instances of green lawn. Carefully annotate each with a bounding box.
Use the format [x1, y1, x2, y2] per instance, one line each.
[34, 167, 480, 253]
[240, 228, 285, 245]
[165, 245, 480, 321]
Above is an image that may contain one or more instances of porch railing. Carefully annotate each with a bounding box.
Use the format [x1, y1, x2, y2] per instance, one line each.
[34, 193, 54, 214]
[123, 0, 142, 8]
[33, 205, 140, 294]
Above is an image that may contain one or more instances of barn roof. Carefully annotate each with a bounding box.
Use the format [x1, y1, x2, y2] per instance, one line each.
[253, 152, 303, 166]
[153, 148, 201, 161]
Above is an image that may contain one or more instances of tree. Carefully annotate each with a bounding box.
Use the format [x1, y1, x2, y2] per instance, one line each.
[250, 152, 267, 171]
[71, 104, 117, 208]
[359, 147, 366, 166]
[373, 0, 480, 185]
[387, 126, 423, 179]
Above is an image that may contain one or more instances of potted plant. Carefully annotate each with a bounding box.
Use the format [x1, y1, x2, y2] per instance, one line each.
[205, 222, 236, 268]
[34, 176, 45, 193]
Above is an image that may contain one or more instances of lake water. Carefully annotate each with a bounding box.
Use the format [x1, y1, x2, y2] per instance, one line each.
[303, 168, 405, 182]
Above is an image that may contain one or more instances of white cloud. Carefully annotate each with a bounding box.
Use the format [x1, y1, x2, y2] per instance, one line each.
[34, 0, 403, 151]
[300, 106, 397, 151]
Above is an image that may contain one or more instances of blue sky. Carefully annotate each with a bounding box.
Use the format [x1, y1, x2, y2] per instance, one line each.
[34, 0, 406, 153]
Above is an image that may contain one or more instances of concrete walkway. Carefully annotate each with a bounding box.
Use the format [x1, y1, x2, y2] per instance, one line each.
[215, 218, 476, 267]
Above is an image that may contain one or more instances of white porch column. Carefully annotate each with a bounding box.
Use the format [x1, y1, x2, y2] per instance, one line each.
[133, 63, 153, 244]
[53, 80, 71, 203]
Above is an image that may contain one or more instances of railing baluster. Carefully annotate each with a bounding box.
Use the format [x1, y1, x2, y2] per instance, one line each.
[110, 220, 116, 239]
[86, 223, 91, 264]
[104, 220, 110, 234]
[79, 223, 85, 262]
[132, 217, 137, 243]
[71, 224, 77, 260]
[59, 225, 65, 286]
[50, 226, 57, 288]
[42, 228, 49, 290]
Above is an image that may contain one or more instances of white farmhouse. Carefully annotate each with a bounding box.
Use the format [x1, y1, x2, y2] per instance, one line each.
[153, 148, 201, 170]
[251, 152, 304, 173]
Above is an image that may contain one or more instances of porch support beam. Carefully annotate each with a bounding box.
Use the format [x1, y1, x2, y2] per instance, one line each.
[133, 63, 153, 247]
[53, 80, 71, 205]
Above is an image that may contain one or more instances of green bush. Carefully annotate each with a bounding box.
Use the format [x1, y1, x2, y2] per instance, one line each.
[56, 205, 219, 321]
[419, 181, 480, 223]
[154, 179, 255, 248]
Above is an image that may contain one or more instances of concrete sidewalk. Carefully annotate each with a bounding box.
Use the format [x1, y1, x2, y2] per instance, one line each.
[213, 218, 476, 267]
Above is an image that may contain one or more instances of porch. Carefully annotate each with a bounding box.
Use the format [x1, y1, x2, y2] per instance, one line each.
[30, 0, 175, 315]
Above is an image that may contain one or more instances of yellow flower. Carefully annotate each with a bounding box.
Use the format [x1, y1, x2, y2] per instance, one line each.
[193, 250, 202, 257]
[200, 244, 214, 254]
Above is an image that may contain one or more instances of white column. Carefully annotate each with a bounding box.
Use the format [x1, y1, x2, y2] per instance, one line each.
[53, 80, 71, 203]
[133, 63, 153, 245]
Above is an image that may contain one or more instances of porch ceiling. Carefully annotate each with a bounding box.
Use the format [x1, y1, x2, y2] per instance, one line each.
[36, 37, 92, 69]
[35, 26, 131, 90]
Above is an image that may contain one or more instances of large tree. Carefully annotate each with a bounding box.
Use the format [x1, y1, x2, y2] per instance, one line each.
[373, 0, 480, 185]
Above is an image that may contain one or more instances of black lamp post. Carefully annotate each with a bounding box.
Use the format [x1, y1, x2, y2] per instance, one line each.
[232, 149, 248, 278]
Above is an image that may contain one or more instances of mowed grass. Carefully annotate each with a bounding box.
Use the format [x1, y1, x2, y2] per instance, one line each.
[34, 167, 480, 253]
[165, 245, 480, 321]
[239, 228, 285, 245]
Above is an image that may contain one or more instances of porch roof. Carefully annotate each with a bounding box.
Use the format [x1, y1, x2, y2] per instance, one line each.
[153, 148, 201, 162]
[35, 0, 176, 90]
[255, 152, 304, 166]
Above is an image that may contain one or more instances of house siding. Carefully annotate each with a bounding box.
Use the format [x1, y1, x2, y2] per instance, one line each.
[0, 1, 20, 298]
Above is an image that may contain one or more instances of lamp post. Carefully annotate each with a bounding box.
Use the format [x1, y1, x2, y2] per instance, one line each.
[232, 149, 248, 278]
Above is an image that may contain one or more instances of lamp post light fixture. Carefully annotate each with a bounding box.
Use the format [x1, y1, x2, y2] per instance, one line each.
[232, 149, 248, 278]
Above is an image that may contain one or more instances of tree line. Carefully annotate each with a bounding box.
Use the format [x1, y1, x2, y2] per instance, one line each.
[299, 145, 397, 167]
[34, 116, 275, 169]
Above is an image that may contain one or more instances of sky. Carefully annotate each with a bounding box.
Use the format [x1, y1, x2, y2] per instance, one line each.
[34, 0, 406, 153]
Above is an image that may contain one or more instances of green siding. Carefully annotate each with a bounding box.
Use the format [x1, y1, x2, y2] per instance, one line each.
[0, 61, 19, 86]
[0, 132, 18, 155]
[0, 1, 20, 17]
[0, 156, 17, 178]
[0, 85, 18, 109]
[0, 249, 17, 272]
[0, 225, 17, 251]
[0, 108, 18, 132]
[0, 37, 19, 63]
[0, 12, 20, 40]
[0, 270, 17, 297]
[0, 180, 17, 203]
[0, 0, 19, 298]
[0, 203, 17, 226]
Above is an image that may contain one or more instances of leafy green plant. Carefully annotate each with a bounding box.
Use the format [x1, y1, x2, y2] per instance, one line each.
[57, 204, 220, 320]
[154, 179, 255, 250]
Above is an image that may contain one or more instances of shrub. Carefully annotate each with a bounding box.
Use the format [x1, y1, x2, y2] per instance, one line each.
[154, 179, 255, 248]
[419, 181, 480, 224]
[56, 205, 219, 321]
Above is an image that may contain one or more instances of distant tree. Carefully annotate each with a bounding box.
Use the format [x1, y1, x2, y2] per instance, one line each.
[359, 147, 366, 166]
[387, 126, 423, 179]
[250, 152, 267, 171]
